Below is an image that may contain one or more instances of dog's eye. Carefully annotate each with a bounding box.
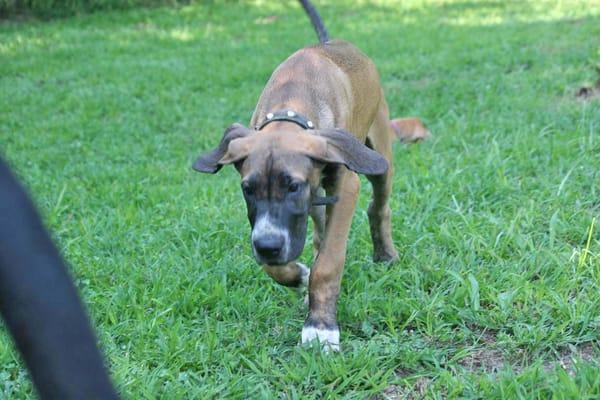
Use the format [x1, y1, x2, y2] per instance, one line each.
[242, 183, 254, 196]
[288, 182, 301, 193]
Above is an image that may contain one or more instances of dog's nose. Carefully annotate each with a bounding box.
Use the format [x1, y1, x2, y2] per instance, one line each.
[253, 235, 285, 259]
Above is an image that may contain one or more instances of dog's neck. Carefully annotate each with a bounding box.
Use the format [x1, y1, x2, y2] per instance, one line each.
[255, 109, 315, 131]
[259, 120, 305, 133]
[253, 95, 324, 130]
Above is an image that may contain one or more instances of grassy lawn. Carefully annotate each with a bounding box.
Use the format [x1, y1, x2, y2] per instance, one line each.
[1, 0, 599, 398]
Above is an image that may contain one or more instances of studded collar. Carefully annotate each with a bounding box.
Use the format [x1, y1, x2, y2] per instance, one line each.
[255, 110, 315, 131]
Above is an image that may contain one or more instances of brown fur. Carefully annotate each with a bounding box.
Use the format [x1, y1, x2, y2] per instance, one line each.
[390, 117, 431, 142]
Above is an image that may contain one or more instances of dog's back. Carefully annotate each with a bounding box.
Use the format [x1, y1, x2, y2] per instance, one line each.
[312, 40, 383, 134]
[252, 40, 382, 138]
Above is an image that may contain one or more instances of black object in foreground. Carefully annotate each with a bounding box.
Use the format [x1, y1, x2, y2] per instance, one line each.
[0, 157, 119, 400]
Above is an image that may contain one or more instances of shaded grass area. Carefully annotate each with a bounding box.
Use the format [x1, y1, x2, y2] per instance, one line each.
[0, 0, 189, 19]
[1, 0, 599, 398]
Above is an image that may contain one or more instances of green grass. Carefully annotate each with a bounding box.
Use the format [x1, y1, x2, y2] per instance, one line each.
[1, 0, 599, 398]
[0, 0, 188, 19]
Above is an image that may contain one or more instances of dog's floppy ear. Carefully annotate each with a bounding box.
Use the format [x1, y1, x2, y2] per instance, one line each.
[192, 123, 254, 173]
[308, 128, 389, 175]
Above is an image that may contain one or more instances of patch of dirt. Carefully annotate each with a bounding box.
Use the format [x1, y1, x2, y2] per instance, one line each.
[576, 79, 600, 101]
[254, 15, 278, 25]
[545, 341, 599, 376]
[379, 377, 432, 400]
[459, 348, 505, 373]
[458, 330, 505, 373]
[377, 334, 597, 399]
[575, 65, 600, 100]
[457, 334, 598, 375]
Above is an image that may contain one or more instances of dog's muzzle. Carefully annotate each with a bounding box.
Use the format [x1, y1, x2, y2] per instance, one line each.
[251, 214, 291, 265]
[253, 234, 285, 261]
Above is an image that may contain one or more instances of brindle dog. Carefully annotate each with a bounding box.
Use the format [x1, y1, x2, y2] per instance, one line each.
[193, 0, 429, 351]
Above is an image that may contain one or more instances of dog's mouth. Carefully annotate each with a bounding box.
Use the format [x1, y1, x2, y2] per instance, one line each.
[253, 252, 292, 267]
[255, 255, 289, 266]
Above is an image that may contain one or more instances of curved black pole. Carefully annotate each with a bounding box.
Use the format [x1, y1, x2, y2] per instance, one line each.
[0, 157, 119, 400]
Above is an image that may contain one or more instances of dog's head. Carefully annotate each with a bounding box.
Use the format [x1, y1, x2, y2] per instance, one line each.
[192, 123, 388, 266]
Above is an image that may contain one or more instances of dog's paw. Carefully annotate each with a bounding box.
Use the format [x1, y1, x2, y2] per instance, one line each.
[373, 249, 399, 263]
[301, 325, 340, 352]
[293, 263, 310, 307]
[298, 262, 310, 287]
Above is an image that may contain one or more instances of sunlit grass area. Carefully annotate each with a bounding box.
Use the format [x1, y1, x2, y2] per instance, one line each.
[1, 0, 599, 398]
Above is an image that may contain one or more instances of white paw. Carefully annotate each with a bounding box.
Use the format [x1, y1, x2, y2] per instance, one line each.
[301, 326, 340, 352]
[297, 262, 310, 287]
[294, 263, 310, 307]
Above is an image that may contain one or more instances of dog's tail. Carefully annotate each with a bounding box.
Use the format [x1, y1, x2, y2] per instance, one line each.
[390, 118, 431, 143]
[298, 0, 329, 43]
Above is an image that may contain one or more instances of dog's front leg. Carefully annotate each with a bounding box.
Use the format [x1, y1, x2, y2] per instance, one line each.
[302, 170, 360, 352]
[263, 262, 310, 288]
[310, 187, 327, 261]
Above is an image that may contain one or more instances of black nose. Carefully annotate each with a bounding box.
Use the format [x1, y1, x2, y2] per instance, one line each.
[253, 235, 285, 259]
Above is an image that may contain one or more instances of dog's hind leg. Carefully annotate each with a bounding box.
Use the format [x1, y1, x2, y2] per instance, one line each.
[365, 100, 400, 263]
